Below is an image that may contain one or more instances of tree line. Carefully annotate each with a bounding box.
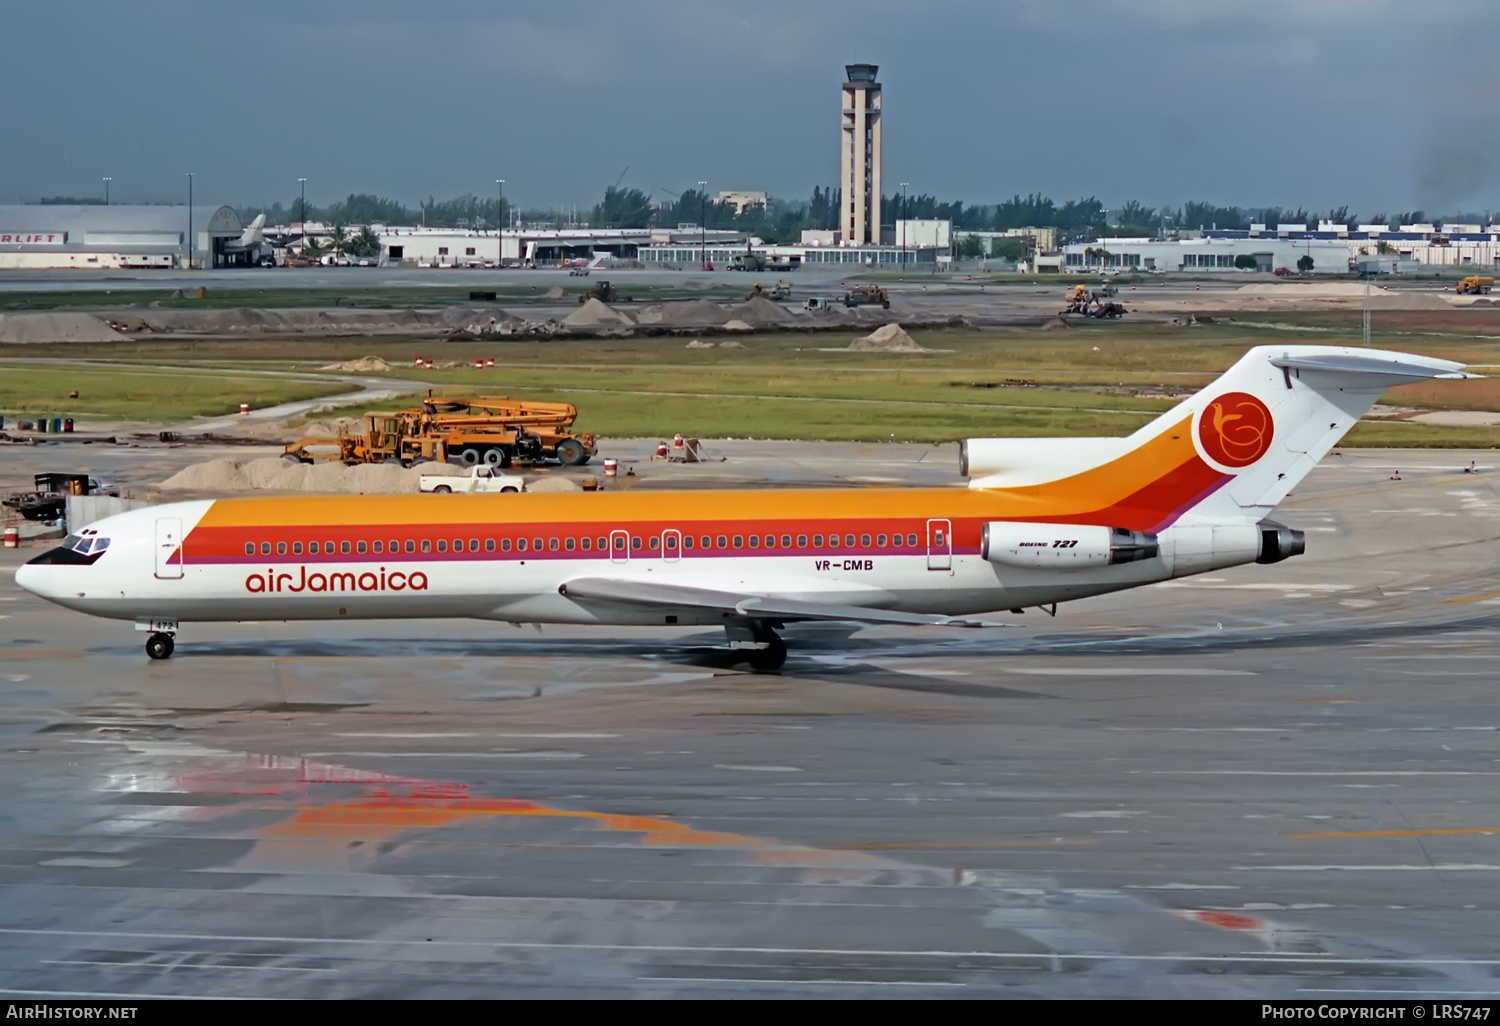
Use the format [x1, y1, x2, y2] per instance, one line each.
[236, 190, 1497, 244]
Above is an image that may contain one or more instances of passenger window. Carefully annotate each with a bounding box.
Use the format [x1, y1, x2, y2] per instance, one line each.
[797, 535, 807, 547]
[437, 540, 447, 553]
[580, 537, 591, 551]
[549, 538, 559, 552]
[565, 537, 575, 551]
[293, 541, 303, 555]
[908, 533, 918, 546]
[733, 535, 743, 548]
[631, 536, 641, 550]
[597, 536, 607, 550]
[470, 538, 479, 552]
[813, 534, 823, 547]
[327, 540, 335, 553]
[357, 540, 367, 554]
[701, 535, 711, 549]
[405, 539, 415, 553]
[309, 541, 320, 555]
[244, 542, 254, 555]
[781, 535, 791, 548]
[893, 534, 903, 547]
[845, 535, 855, 547]
[373, 541, 383, 554]
[749, 535, 759, 548]
[649, 537, 660, 550]
[877, 534, 887, 547]
[452, 539, 462, 552]
[485, 538, 495, 552]
[421, 539, 432, 553]
[763, 535, 774, 549]
[261, 542, 272, 556]
[390, 539, 399, 553]
[501, 538, 512, 552]
[861, 534, 871, 547]
[534, 537, 545, 552]
[682, 536, 692, 549]
[341, 541, 351, 554]
[716, 535, 727, 549]
[277, 542, 287, 555]
[934, 531, 945, 545]
[517, 538, 527, 552]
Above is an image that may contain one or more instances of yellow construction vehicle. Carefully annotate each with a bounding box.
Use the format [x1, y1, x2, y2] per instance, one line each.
[283, 394, 597, 468]
[1457, 275, 1494, 294]
[843, 284, 890, 309]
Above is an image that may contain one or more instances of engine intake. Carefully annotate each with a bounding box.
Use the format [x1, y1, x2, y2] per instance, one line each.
[981, 522, 1159, 570]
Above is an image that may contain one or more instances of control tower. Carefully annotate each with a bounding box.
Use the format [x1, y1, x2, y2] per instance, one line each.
[840, 63, 882, 246]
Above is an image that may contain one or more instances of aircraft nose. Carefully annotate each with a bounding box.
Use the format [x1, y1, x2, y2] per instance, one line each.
[14, 560, 54, 599]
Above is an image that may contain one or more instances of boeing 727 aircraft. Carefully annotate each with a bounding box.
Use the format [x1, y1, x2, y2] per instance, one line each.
[15, 345, 1467, 670]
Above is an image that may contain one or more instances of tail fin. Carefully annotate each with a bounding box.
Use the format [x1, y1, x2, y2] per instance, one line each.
[965, 345, 1469, 530]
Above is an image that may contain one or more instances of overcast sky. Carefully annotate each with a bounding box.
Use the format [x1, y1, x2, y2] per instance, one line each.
[2, 0, 1496, 218]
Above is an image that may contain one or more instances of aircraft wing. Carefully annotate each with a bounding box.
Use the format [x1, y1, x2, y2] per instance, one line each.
[558, 577, 1011, 628]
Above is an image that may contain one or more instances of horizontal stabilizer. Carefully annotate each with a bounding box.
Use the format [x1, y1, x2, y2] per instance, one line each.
[1269, 350, 1472, 382]
[560, 577, 1010, 628]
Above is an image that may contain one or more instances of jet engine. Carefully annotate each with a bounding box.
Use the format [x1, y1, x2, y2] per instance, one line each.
[981, 522, 1159, 569]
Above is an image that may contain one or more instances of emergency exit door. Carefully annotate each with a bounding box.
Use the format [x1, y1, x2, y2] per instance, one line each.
[926, 518, 952, 571]
[154, 518, 183, 579]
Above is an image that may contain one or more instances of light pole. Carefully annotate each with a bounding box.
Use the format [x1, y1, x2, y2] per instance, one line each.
[698, 180, 708, 269]
[297, 177, 307, 260]
[186, 173, 195, 269]
[102, 177, 111, 206]
[899, 181, 909, 269]
[495, 179, 505, 268]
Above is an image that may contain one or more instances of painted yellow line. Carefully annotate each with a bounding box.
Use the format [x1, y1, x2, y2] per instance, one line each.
[1443, 591, 1500, 606]
[1293, 827, 1500, 839]
[833, 839, 1099, 851]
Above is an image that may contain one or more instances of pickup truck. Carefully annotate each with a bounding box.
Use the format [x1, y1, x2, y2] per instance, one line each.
[419, 466, 524, 494]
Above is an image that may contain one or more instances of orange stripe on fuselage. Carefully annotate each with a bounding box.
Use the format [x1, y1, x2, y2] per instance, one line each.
[190, 417, 1224, 540]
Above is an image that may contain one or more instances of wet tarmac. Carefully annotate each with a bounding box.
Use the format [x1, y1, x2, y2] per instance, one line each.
[3, 447, 1500, 997]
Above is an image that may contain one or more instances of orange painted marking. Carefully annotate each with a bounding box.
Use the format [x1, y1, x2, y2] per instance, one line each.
[1292, 827, 1500, 840]
[1182, 909, 1262, 931]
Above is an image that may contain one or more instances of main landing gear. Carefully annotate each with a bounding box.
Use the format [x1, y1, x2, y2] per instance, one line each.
[726, 620, 787, 673]
[145, 632, 175, 660]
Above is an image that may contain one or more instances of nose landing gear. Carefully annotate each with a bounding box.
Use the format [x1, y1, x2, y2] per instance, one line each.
[145, 632, 175, 660]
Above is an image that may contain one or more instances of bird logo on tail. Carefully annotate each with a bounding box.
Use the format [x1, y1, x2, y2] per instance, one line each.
[1197, 392, 1274, 468]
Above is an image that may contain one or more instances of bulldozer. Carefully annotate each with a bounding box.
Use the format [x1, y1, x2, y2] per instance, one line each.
[579, 280, 632, 303]
[282, 394, 597, 469]
[843, 284, 890, 309]
[745, 281, 792, 301]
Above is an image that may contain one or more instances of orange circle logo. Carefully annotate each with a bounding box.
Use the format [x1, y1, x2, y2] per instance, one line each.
[1197, 391, 1274, 468]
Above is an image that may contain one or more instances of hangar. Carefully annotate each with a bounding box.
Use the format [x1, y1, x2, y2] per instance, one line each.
[0, 204, 250, 270]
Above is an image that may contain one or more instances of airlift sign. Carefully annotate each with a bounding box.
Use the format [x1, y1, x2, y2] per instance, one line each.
[0, 232, 66, 245]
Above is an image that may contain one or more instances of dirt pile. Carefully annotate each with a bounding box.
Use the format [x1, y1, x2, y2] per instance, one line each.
[524, 476, 582, 493]
[725, 296, 798, 327]
[545, 286, 565, 299]
[563, 298, 635, 328]
[160, 456, 473, 495]
[319, 356, 391, 372]
[0, 312, 126, 343]
[684, 339, 715, 348]
[847, 323, 926, 351]
[1228, 283, 1453, 311]
[651, 299, 731, 328]
[723, 319, 753, 332]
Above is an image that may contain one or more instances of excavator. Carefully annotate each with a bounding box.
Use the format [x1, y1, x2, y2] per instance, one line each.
[1061, 284, 1127, 319]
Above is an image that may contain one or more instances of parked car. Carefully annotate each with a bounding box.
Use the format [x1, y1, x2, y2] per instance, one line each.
[1273, 267, 1293, 277]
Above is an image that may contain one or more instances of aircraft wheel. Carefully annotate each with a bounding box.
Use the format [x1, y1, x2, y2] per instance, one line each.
[746, 631, 786, 673]
[145, 633, 175, 661]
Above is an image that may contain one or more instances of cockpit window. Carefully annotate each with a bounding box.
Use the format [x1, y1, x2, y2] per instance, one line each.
[63, 534, 88, 553]
[90, 537, 110, 553]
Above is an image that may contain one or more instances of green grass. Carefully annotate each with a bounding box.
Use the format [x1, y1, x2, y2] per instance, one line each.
[5, 323, 1500, 443]
[0, 364, 335, 421]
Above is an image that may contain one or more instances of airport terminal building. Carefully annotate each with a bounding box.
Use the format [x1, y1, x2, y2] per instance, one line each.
[0, 204, 250, 270]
